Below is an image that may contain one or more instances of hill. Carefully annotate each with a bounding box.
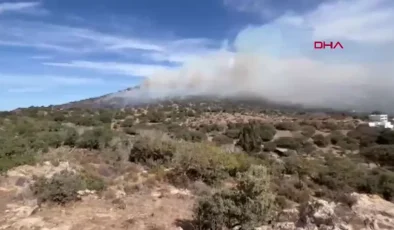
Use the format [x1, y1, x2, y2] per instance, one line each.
[55, 85, 360, 117]
[1, 95, 393, 229]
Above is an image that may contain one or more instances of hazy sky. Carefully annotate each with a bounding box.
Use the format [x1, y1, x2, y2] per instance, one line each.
[0, 0, 393, 111]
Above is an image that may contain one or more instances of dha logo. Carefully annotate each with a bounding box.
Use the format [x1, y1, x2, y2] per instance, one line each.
[314, 41, 344, 49]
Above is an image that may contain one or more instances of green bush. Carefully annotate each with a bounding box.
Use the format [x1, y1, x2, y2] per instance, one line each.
[275, 121, 300, 131]
[123, 127, 138, 135]
[97, 111, 113, 124]
[63, 127, 79, 147]
[0, 153, 36, 172]
[81, 173, 106, 191]
[258, 123, 276, 141]
[31, 170, 106, 205]
[377, 129, 394, 145]
[76, 127, 113, 150]
[129, 136, 176, 167]
[312, 134, 330, 147]
[70, 115, 101, 126]
[275, 137, 301, 150]
[263, 142, 277, 152]
[212, 134, 233, 145]
[114, 111, 127, 119]
[357, 168, 394, 201]
[337, 137, 359, 150]
[322, 121, 338, 131]
[121, 118, 134, 128]
[237, 123, 262, 152]
[31, 170, 85, 205]
[198, 124, 224, 133]
[146, 110, 166, 123]
[347, 125, 381, 147]
[301, 125, 316, 138]
[194, 165, 275, 230]
[172, 142, 251, 185]
[360, 145, 394, 167]
[224, 129, 240, 139]
[328, 131, 345, 145]
[175, 129, 207, 142]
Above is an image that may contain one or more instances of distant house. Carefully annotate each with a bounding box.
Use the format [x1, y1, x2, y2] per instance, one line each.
[368, 113, 393, 129]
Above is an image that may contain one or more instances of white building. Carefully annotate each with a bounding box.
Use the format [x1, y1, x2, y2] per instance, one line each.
[368, 114, 393, 129]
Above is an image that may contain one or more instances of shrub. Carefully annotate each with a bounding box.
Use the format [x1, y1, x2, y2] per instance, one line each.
[347, 125, 381, 147]
[37, 131, 63, 148]
[114, 112, 127, 119]
[129, 136, 176, 167]
[275, 137, 301, 150]
[301, 142, 317, 154]
[328, 131, 345, 145]
[212, 134, 233, 145]
[224, 129, 240, 139]
[81, 173, 106, 191]
[312, 134, 330, 147]
[31, 170, 106, 205]
[263, 142, 277, 152]
[123, 127, 138, 135]
[76, 127, 113, 150]
[377, 129, 394, 145]
[194, 165, 275, 230]
[356, 168, 394, 201]
[227, 122, 244, 129]
[198, 124, 224, 133]
[98, 111, 113, 124]
[277, 180, 310, 204]
[258, 123, 276, 141]
[322, 121, 338, 131]
[188, 130, 207, 142]
[301, 125, 316, 138]
[0, 153, 36, 172]
[146, 110, 165, 123]
[360, 145, 394, 167]
[71, 115, 101, 126]
[275, 121, 300, 131]
[63, 127, 79, 147]
[311, 156, 364, 192]
[52, 112, 66, 122]
[237, 123, 262, 152]
[172, 142, 251, 185]
[31, 170, 84, 205]
[337, 137, 359, 151]
[121, 118, 134, 128]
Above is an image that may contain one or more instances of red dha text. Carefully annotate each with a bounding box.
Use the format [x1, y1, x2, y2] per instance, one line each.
[314, 41, 344, 49]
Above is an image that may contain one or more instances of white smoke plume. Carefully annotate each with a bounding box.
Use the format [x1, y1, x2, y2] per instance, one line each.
[108, 0, 394, 112]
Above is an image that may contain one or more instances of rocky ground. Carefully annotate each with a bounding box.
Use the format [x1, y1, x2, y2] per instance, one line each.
[0, 160, 392, 230]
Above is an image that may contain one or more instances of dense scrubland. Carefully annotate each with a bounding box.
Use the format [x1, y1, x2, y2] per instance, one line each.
[1, 100, 394, 229]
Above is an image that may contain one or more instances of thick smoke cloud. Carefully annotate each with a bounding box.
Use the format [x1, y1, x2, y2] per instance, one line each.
[107, 0, 394, 112]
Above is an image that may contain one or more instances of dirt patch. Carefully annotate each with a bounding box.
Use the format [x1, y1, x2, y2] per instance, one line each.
[0, 184, 194, 230]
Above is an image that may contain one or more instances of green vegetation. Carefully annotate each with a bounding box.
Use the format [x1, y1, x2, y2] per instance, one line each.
[194, 165, 275, 230]
[2, 101, 394, 228]
[31, 170, 106, 205]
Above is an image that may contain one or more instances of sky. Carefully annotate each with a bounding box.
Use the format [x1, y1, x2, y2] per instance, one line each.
[0, 0, 394, 111]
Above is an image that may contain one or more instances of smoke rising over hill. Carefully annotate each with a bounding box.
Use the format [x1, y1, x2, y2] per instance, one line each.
[106, 45, 394, 112]
[105, 0, 394, 112]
